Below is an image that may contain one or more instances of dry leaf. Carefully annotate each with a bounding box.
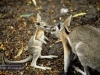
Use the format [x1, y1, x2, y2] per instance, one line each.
[53, 20, 56, 23]
[32, 0, 37, 7]
[14, 46, 24, 58]
[20, 13, 33, 18]
[73, 12, 86, 17]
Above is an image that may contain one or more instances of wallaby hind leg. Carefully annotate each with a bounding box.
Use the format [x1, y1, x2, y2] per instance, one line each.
[75, 42, 90, 75]
[73, 66, 86, 75]
[30, 51, 51, 70]
[40, 55, 58, 59]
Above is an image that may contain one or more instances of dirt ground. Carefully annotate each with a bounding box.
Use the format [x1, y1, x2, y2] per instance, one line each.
[0, 0, 100, 75]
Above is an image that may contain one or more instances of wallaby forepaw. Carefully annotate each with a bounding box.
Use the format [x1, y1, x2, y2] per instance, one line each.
[45, 36, 49, 40]
[44, 41, 47, 44]
[46, 37, 49, 41]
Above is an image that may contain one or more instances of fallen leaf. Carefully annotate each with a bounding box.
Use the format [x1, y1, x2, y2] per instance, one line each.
[73, 12, 86, 17]
[32, 0, 37, 7]
[53, 20, 56, 23]
[49, 44, 54, 48]
[20, 13, 34, 18]
[14, 45, 24, 58]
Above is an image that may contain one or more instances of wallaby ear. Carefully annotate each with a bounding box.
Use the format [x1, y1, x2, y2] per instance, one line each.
[63, 15, 72, 28]
[63, 15, 72, 32]
[37, 13, 41, 21]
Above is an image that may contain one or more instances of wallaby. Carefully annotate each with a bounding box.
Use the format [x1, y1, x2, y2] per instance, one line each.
[51, 15, 100, 75]
[5, 13, 58, 70]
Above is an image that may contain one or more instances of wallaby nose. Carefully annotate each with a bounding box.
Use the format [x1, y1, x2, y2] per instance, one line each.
[45, 25, 51, 30]
[44, 26, 47, 28]
[36, 22, 40, 25]
[51, 26, 56, 31]
[50, 27, 56, 34]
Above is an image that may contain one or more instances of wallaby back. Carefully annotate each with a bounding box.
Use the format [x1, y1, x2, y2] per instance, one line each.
[69, 25, 100, 72]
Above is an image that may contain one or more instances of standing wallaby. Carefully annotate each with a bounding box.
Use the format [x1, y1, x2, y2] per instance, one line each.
[51, 15, 100, 75]
[5, 13, 58, 70]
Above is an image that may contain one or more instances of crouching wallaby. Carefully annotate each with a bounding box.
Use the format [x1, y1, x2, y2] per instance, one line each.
[51, 15, 100, 75]
[5, 13, 58, 70]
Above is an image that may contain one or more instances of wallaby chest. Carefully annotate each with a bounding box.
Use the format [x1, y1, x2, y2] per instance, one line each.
[60, 29, 71, 52]
[36, 29, 45, 40]
[69, 25, 100, 47]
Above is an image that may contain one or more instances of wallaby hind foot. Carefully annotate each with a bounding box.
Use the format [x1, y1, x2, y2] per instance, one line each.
[40, 55, 58, 59]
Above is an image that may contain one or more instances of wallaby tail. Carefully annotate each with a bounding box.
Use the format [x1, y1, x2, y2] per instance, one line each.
[5, 55, 33, 63]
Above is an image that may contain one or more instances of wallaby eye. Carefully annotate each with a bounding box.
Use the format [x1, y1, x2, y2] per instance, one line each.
[52, 29, 56, 31]
[44, 26, 47, 28]
[52, 28, 56, 31]
[36, 22, 40, 25]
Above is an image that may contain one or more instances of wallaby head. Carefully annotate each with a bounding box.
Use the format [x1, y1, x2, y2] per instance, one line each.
[51, 15, 72, 38]
[51, 22, 64, 38]
[34, 13, 50, 32]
